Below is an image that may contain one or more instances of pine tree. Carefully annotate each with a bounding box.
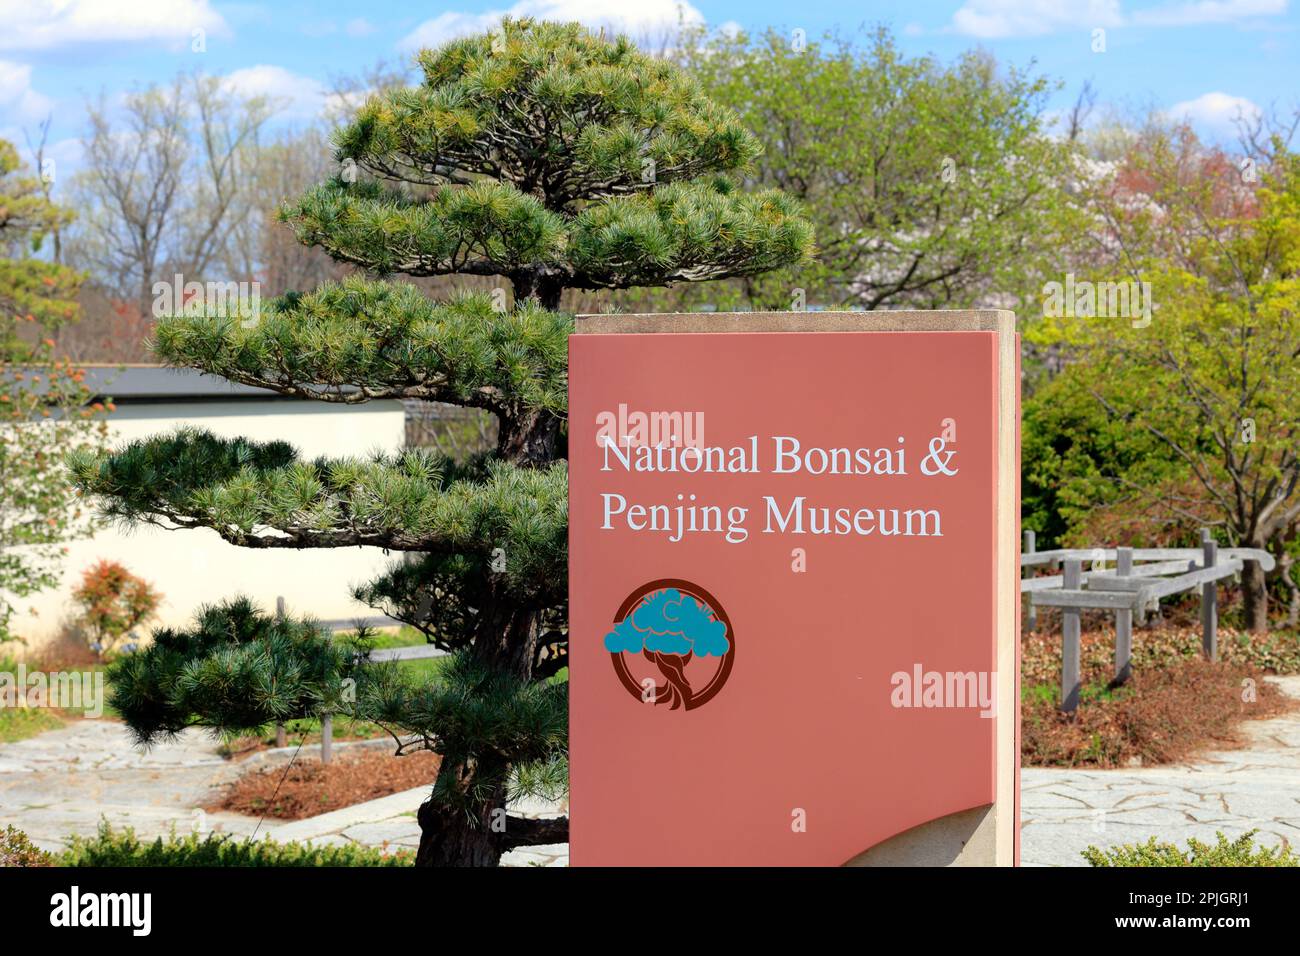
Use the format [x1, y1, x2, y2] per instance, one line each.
[71, 19, 812, 866]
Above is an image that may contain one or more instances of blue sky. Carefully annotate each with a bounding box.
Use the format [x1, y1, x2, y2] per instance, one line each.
[1, 0, 1296, 175]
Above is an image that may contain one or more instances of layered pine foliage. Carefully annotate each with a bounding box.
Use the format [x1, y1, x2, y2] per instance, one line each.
[283, 20, 811, 300]
[110, 597, 359, 743]
[70, 427, 567, 580]
[149, 283, 570, 415]
[283, 176, 810, 288]
[73, 18, 811, 865]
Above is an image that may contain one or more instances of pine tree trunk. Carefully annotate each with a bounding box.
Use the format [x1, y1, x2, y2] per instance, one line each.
[497, 408, 565, 467]
[511, 271, 564, 311]
[414, 402, 556, 866]
[1242, 558, 1269, 633]
[412, 601, 538, 866]
[415, 788, 503, 867]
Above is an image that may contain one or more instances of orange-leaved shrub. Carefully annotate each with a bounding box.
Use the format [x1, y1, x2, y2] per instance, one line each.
[71, 559, 161, 659]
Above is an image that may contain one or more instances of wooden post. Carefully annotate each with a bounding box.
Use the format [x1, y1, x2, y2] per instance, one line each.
[1201, 532, 1218, 662]
[1061, 559, 1082, 713]
[1023, 529, 1037, 631]
[1114, 547, 1133, 686]
[321, 714, 333, 765]
[274, 596, 287, 750]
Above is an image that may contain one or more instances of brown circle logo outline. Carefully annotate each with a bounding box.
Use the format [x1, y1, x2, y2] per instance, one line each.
[609, 578, 735, 710]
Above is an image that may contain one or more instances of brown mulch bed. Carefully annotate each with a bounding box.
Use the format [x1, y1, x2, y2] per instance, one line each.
[1021, 626, 1295, 768]
[207, 747, 441, 821]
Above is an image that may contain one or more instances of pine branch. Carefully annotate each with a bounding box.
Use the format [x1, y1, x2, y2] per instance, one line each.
[108, 597, 356, 744]
[282, 176, 812, 290]
[358, 652, 568, 783]
[354, 553, 567, 651]
[566, 178, 814, 289]
[152, 280, 570, 421]
[68, 429, 568, 591]
[501, 815, 568, 849]
[279, 178, 566, 279]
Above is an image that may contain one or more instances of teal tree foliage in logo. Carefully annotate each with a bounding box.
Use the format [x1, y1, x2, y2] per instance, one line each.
[604, 588, 729, 656]
[604, 588, 729, 708]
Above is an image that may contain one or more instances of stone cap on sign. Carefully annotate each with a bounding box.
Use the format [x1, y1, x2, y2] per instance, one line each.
[575, 309, 1016, 334]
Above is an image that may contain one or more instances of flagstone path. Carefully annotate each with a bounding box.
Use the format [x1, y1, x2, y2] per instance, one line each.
[0, 719, 266, 850]
[0, 719, 566, 865]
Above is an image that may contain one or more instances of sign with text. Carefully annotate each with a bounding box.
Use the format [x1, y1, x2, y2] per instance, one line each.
[569, 312, 1019, 866]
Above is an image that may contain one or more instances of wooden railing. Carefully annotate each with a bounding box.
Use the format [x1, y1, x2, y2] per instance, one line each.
[1020, 530, 1275, 712]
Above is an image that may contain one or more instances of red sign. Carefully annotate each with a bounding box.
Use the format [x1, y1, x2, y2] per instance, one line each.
[569, 313, 1019, 866]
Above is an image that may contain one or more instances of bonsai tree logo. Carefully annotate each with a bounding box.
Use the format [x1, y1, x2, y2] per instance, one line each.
[604, 579, 734, 710]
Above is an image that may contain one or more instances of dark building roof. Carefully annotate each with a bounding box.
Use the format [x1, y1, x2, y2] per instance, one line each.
[80, 365, 295, 403]
[8, 365, 373, 406]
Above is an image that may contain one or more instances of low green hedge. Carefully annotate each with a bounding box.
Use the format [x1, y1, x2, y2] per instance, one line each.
[3, 823, 413, 867]
[1084, 830, 1298, 867]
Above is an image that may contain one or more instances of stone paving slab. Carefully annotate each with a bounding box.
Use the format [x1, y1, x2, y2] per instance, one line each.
[0, 720, 272, 852]
[0, 720, 389, 853]
[269, 786, 423, 843]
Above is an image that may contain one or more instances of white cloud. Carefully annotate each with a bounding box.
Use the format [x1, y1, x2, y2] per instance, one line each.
[1164, 91, 1262, 136]
[44, 135, 84, 170]
[222, 65, 326, 119]
[346, 18, 378, 38]
[950, 0, 1123, 38]
[1132, 0, 1287, 26]
[0, 60, 54, 123]
[399, 0, 705, 51]
[0, 0, 229, 52]
[947, 0, 1286, 36]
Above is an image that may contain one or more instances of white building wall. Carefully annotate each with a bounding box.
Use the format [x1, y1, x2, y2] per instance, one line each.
[10, 398, 408, 646]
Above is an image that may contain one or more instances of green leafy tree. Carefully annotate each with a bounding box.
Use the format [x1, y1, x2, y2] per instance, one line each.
[71, 19, 811, 866]
[0, 140, 80, 347]
[1021, 369, 1190, 549]
[1038, 138, 1300, 630]
[673, 26, 1076, 313]
[1, 138, 105, 645]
